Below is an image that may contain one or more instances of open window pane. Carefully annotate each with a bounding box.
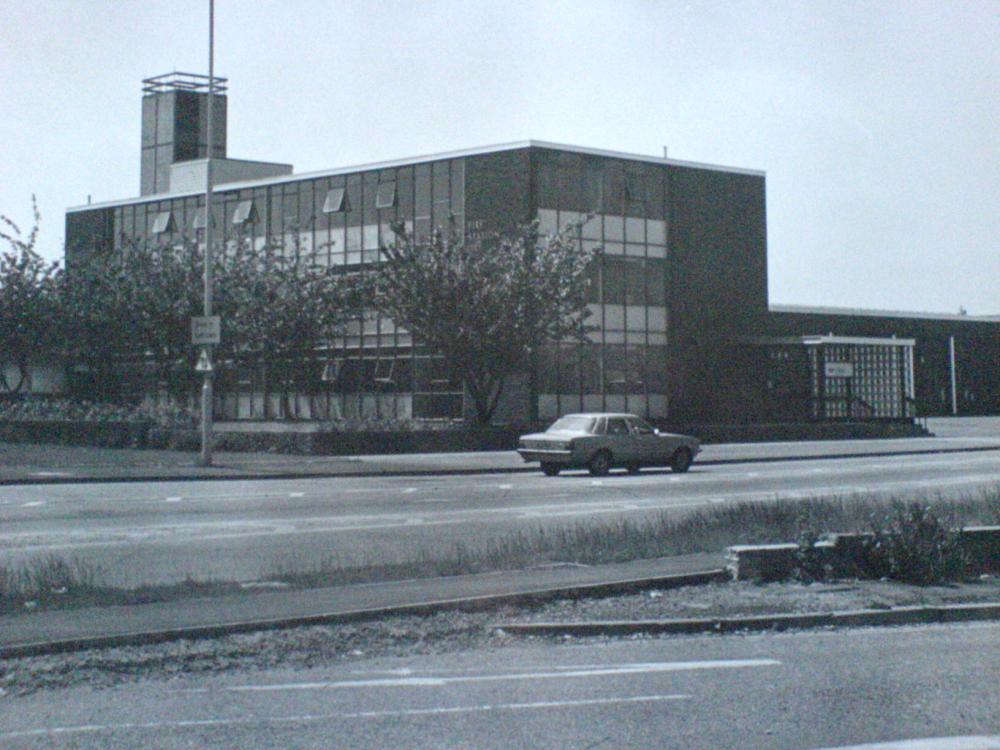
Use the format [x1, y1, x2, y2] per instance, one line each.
[322, 187, 348, 213]
[375, 182, 397, 209]
[191, 207, 216, 229]
[151, 211, 174, 234]
[232, 200, 257, 225]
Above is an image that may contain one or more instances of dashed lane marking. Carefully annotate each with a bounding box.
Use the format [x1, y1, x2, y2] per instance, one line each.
[165, 497, 182, 503]
[808, 736, 1000, 750]
[0, 694, 691, 739]
[226, 658, 781, 692]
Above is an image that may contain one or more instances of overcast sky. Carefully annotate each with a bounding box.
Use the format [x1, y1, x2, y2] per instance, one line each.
[2, 0, 997, 314]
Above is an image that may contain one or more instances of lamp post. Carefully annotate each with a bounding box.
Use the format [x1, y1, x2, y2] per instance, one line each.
[198, 0, 217, 467]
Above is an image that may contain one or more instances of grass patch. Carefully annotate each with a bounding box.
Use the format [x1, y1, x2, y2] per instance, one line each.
[273, 488, 1000, 589]
[0, 555, 240, 616]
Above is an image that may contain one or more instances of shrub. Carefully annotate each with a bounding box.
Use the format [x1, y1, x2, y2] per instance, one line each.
[858, 502, 969, 585]
[0, 397, 195, 428]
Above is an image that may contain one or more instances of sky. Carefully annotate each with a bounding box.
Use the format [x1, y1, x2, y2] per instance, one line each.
[2, 0, 998, 315]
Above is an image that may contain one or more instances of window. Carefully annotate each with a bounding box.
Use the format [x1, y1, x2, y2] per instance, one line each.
[150, 211, 175, 234]
[375, 182, 396, 209]
[321, 359, 341, 384]
[373, 359, 395, 384]
[415, 357, 458, 392]
[603, 257, 627, 305]
[624, 167, 650, 216]
[647, 259, 667, 305]
[625, 258, 646, 306]
[606, 417, 629, 435]
[626, 416, 654, 435]
[322, 187, 349, 213]
[583, 166, 603, 212]
[232, 199, 257, 225]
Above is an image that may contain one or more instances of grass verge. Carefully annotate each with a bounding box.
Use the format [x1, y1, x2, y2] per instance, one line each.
[0, 556, 240, 616]
[272, 489, 999, 588]
[3, 487, 998, 615]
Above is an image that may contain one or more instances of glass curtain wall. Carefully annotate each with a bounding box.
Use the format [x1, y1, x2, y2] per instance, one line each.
[110, 159, 467, 421]
[534, 152, 669, 420]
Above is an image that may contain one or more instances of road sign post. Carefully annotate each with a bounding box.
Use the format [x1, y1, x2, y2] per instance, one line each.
[198, 0, 218, 468]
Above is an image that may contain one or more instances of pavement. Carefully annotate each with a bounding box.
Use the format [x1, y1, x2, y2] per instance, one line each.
[1, 415, 999, 485]
[0, 554, 727, 658]
[1, 415, 998, 658]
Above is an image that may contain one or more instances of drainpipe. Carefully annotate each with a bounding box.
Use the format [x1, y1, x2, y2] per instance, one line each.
[949, 336, 958, 415]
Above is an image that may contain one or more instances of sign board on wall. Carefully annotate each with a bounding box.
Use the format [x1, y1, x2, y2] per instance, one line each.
[825, 362, 854, 378]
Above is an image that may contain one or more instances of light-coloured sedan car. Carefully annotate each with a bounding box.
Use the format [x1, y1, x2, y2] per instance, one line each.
[517, 413, 701, 476]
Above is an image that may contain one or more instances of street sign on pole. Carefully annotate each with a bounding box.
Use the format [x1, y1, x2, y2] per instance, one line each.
[195, 348, 214, 373]
[191, 315, 221, 346]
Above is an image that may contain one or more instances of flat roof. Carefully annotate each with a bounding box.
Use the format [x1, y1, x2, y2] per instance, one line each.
[754, 335, 916, 347]
[68, 140, 765, 213]
[771, 303, 1000, 324]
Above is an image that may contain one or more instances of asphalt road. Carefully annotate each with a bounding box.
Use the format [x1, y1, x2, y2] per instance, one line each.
[1, 623, 996, 749]
[2, 450, 999, 586]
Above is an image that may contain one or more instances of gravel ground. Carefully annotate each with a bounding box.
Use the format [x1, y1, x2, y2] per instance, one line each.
[2, 577, 998, 697]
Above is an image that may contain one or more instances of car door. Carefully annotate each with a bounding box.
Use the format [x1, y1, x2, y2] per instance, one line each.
[625, 416, 661, 463]
[604, 417, 635, 463]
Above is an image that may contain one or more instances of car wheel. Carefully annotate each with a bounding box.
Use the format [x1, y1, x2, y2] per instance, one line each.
[670, 448, 692, 473]
[588, 450, 612, 476]
[625, 461, 641, 475]
[541, 462, 561, 477]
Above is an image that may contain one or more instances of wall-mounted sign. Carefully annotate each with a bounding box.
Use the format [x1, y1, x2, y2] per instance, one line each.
[825, 362, 854, 378]
[191, 316, 221, 346]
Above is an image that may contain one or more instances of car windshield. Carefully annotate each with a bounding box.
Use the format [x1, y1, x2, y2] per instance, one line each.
[546, 416, 597, 434]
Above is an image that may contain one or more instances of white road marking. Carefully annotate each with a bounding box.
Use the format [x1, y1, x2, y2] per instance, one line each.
[227, 658, 781, 692]
[809, 736, 1000, 750]
[30, 471, 70, 477]
[289, 492, 305, 498]
[165, 497, 182, 503]
[498, 484, 513, 490]
[0, 694, 690, 739]
[6, 452, 998, 508]
[20, 501, 45, 507]
[402, 487, 417, 494]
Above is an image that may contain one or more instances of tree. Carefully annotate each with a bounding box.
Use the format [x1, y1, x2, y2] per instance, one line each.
[371, 219, 597, 424]
[60, 236, 200, 402]
[0, 197, 63, 393]
[63, 228, 363, 415]
[214, 229, 364, 418]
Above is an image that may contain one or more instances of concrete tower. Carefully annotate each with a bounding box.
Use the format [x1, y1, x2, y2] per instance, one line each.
[140, 72, 227, 195]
